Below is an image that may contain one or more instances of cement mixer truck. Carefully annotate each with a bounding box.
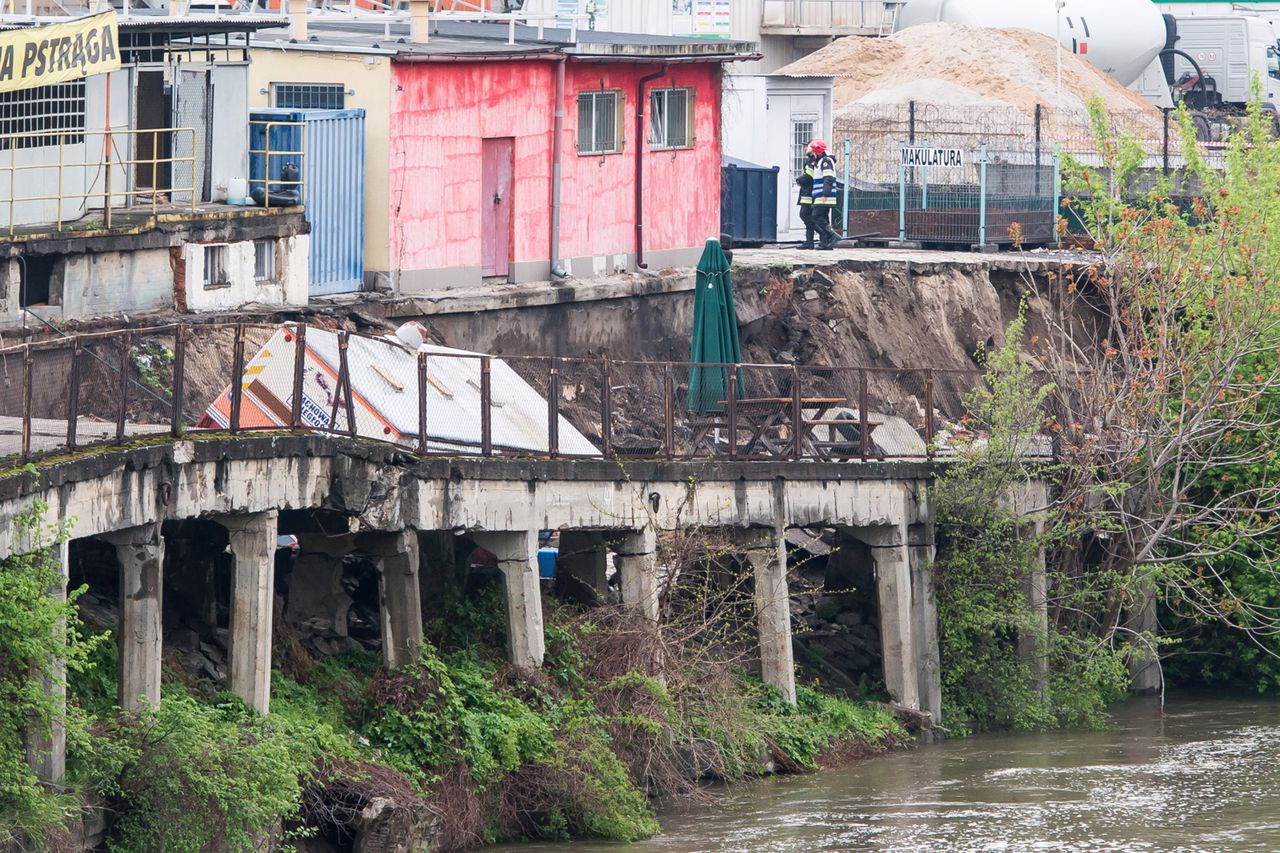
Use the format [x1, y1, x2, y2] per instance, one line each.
[897, 0, 1280, 128]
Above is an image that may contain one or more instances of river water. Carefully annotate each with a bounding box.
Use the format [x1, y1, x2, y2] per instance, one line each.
[506, 694, 1280, 852]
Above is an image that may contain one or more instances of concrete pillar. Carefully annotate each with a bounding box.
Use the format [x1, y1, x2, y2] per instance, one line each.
[1126, 577, 1162, 694]
[738, 527, 797, 705]
[908, 522, 941, 724]
[614, 527, 659, 621]
[358, 530, 424, 670]
[1016, 531, 1051, 699]
[472, 530, 545, 669]
[862, 522, 921, 711]
[1010, 481, 1052, 699]
[101, 523, 165, 711]
[217, 511, 277, 714]
[26, 540, 68, 787]
[288, 533, 355, 640]
[557, 530, 609, 606]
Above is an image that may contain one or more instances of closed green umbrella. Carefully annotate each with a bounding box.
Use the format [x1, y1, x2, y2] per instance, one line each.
[688, 239, 744, 414]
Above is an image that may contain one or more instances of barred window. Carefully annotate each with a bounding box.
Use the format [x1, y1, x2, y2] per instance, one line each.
[577, 90, 622, 155]
[649, 87, 694, 150]
[0, 81, 86, 151]
[792, 118, 816, 178]
[254, 239, 276, 283]
[272, 83, 346, 110]
[203, 245, 230, 288]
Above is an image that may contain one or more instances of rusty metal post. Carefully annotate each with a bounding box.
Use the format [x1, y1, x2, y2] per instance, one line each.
[290, 324, 306, 430]
[481, 356, 493, 456]
[66, 339, 81, 450]
[20, 345, 32, 461]
[923, 368, 935, 458]
[116, 331, 131, 444]
[230, 324, 246, 433]
[726, 364, 738, 460]
[599, 355, 612, 458]
[859, 368, 869, 462]
[548, 360, 560, 459]
[417, 351, 428, 454]
[171, 324, 186, 437]
[791, 365, 802, 460]
[339, 332, 356, 438]
[663, 364, 675, 460]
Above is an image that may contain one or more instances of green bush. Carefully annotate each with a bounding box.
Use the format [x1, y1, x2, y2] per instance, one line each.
[0, 503, 101, 847]
[85, 693, 324, 853]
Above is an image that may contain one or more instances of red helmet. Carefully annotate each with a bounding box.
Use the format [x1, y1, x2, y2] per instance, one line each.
[807, 139, 828, 156]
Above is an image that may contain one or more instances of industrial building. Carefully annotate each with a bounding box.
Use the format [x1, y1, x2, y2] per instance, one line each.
[0, 12, 313, 329]
[248, 15, 753, 292]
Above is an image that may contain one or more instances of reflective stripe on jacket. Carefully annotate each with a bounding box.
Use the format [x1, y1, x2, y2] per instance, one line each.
[813, 154, 838, 205]
[797, 160, 816, 205]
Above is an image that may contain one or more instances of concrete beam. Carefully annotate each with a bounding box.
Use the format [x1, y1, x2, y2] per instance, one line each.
[472, 530, 545, 669]
[614, 527, 659, 621]
[217, 511, 277, 714]
[358, 530, 424, 670]
[737, 527, 797, 705]
[857, 521, 921, 711]
[26, 540, 68, 787]
[908, 522, 941, 724]
[101, 523, 165, 711]
[557, 531, 609, 606]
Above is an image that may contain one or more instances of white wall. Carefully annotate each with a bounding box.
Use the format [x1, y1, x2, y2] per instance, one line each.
[183, 235, 309, 313]
[723, 75, 833, 240]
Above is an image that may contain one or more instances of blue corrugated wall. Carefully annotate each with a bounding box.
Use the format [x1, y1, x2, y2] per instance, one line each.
[250, 108, 366, 295]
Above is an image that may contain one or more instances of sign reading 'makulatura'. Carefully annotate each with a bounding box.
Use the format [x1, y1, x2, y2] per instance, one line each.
[0, 11, 120, 93]
[900, 147, 965, 168]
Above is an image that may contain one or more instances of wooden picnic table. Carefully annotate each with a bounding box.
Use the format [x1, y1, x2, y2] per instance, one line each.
[687, 397, 885, 459]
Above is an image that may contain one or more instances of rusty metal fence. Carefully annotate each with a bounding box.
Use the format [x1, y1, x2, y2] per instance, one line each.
[0, 323, 1055, 468]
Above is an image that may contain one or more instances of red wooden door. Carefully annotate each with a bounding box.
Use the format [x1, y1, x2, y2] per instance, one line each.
[481, 137, 514, 278]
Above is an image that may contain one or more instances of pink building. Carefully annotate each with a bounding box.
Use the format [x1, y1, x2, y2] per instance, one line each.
[249, 22, 751, 292]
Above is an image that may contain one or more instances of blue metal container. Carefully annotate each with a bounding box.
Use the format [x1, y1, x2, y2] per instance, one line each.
[249, 108, 366, 295]
[721, 157, 779, 245]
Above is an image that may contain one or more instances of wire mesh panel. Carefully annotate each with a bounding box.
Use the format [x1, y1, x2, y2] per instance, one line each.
[606, 359, 668, 459]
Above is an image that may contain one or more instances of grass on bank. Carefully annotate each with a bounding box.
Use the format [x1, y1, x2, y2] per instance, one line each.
[6, 582, 904, 852]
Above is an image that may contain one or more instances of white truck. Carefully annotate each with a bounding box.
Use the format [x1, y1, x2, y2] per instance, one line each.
[897, 0, 1280, 118]
[1167, 16, 1280, 111]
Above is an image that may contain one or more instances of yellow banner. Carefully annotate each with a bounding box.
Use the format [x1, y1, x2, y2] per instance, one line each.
[0, 11, 121, 94]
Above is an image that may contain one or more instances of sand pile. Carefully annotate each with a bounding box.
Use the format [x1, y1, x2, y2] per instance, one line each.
[776, 22, 1163, 124]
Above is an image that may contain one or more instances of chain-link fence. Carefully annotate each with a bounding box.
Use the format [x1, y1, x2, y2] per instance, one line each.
[0, 323, 1059, 467]
[834, 102, 1227, 243]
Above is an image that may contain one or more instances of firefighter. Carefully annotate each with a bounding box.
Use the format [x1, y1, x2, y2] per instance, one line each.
[807, 139, 840, 250]
[796, 148, 817, 249]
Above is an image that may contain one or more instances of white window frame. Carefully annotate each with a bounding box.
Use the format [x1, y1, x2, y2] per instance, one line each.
[253, 239, 277, 284]
[576, 90, 624, 156]
[203, 244, 230, 289]
[649, 87, 695, 151]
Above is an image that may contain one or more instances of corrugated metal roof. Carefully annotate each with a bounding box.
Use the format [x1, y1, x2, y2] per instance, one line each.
[252, 18, 753, 60]
[201, 326, 598, 457]
[0, 12, 288, 34]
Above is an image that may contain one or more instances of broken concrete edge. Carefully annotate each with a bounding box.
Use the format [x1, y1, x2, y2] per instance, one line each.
[358, 249, 1085, 319]
[0, 432, 940, 503]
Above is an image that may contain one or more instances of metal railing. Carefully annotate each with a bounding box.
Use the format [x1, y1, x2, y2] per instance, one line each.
[0, 323, 1057, 469]
[761, 0, 902, 33]
[0, 127, 198, 236]
[248, 119, 307, 209]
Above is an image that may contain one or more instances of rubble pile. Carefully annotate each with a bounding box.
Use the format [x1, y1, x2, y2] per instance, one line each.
[777, 22, 1164, 126]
